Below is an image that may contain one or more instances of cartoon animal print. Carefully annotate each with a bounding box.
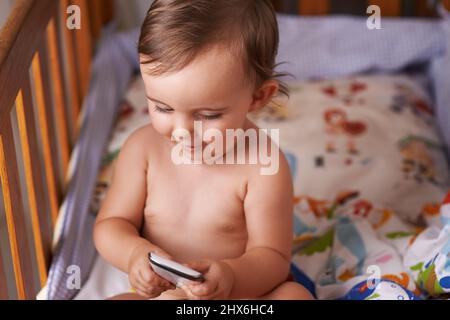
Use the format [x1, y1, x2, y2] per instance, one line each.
[89, 149, 120, 215]
[299, 229, 334, 256]
[351, 199, 373, 218]
[410, 253, 450, 296]
[294, 195, 330, 218]
[321, 80, 367, 106]
[421, 203, 441, 218]
[339, 279, 419, 300]
[390, 83, 433, 124]
[324, 108, 367, 155]
[293, 190, 360, 220]
[335, 217, 367, 276]
[398, 136, 441, 184]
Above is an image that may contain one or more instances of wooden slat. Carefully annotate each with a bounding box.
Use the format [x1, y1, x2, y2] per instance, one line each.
[30, 52, 59, 226]
[88, 0, 104, 40]
[60, 0, 81, 143]
[444, 0, 450, 11]
[0, 0, 33, 67]
[271, 0, 282, 12]
[0, 0, 56, 123]
[369, 0, 402, 16]
[88, 0, 113, 40]
[71, 0, 93, 101]
[0, 241, 8, 299]
[46, 18, 70, 186]
[16, 83, 52, 287]
[38, 36, 65, 198]
[298, 0, 329, 15]
[0, 122, 35, 299]
[330, 0, 368, 15]
[38, 37, 64, 202]
[416, 0, 437, 17]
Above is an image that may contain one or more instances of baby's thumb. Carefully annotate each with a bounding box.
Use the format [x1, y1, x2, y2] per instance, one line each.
[152, 249, 173, 260]
[185, 260, 210, 273]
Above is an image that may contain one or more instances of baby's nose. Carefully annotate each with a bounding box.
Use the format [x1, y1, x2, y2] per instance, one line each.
[171, 128, 191, 144]
[171, 116, 199, 144]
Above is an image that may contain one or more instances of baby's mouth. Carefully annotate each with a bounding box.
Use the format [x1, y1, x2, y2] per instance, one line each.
[182, 143, 203, 151]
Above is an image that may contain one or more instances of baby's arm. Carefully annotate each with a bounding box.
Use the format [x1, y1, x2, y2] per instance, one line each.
[94, 127, 171, 273]
[93, 127, 157, 271]
[94, 127, 175, 297]
[223, 152, 294, 299]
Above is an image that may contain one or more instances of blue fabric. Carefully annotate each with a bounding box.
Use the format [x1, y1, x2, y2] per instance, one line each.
[47, 25, 138, 300]
[430, 9, 450, 162]
[46, 13, 450, 299]
[290, 263, 317, 298]
[276, 15, 445, 80]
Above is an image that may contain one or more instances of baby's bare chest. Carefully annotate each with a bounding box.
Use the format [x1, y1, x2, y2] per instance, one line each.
[142, 163, 249, 259]
[145, 176, 244, 227]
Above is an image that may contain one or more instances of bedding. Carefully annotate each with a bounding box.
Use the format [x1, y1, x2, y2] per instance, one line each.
[248, 74, 450, 223]
[290, 189, 450, 300]
[77, 73, 450, 300]
[42, 13, 450, 300]
[248, 74, 450, 300]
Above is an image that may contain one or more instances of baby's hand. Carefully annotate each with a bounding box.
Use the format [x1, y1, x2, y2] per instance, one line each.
[128, 244, 176, 298]
[181, 259, 234, 300]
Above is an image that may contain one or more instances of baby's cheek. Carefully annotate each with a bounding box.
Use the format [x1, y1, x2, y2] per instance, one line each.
[150, 114, 172, 138]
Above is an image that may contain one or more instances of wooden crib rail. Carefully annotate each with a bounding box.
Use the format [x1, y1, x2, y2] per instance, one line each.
[272, 0, 450, 16]
[0, 0, 111, 299]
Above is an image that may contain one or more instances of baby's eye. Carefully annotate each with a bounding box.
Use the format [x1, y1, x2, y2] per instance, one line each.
[153, 105, 173, 113]
[197, 114, 222, 120]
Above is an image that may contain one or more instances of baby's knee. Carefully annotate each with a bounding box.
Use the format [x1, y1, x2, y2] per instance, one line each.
[262, 281, 315, 300]
[107, 293, 148, 300]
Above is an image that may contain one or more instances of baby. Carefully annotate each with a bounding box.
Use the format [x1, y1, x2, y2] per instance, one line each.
[93, 0, 313, 300]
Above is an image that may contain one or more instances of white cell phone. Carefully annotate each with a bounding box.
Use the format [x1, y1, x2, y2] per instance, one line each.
[148, 252, 205, 287]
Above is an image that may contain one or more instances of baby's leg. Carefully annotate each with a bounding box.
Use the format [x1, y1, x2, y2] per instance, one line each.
[107, 288, 188, 300]
[107, 293, 148, 300]
[259, 281, 315, 300]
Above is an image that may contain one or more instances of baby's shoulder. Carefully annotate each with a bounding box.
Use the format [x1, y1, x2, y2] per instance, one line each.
[126, 124, 158, 142]
[121, 124, 161, 159]
[244, 120, 290, 178]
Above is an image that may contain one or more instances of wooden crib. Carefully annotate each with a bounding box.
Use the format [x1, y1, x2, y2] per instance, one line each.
[0, 0, 112, 299]
[274, 0, 450, 16]
[0, 0, 449, 300]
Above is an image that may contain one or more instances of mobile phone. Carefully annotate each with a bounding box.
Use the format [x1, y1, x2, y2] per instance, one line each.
[148, 252, 205, 287]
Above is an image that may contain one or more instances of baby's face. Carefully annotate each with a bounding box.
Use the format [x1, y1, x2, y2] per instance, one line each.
[140, 47, 257, 155]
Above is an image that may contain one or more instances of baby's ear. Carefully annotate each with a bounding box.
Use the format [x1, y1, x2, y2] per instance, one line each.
[249, 80, 279, 112]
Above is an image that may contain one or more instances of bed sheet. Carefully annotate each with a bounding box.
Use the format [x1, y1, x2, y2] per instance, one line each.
[42, 12, 450, 299]
[74, 73, 450, 300]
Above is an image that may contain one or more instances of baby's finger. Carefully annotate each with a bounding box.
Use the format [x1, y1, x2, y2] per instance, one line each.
[135, 278, 152, 294]
[160, 279, 175, 290]
[184, 260, 211, 274]
[153, 250, 173, 260]
[152, 274, 173, 288]
[139, 266, 153, 283]
[190, 281, 218, 297]
[135, 272, 161, 293]
[181, 286, 204, 300]
[140, 269, 164, 288]
[132, 282, 152, 297]
[135, 287, 157, 299]
[132, 276, 153, 293]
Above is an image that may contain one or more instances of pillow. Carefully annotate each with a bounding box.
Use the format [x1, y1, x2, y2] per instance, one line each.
[248, 74, 450, 224]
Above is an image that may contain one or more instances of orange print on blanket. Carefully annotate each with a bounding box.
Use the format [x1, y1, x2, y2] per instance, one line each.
[421, 203, 440, 217]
